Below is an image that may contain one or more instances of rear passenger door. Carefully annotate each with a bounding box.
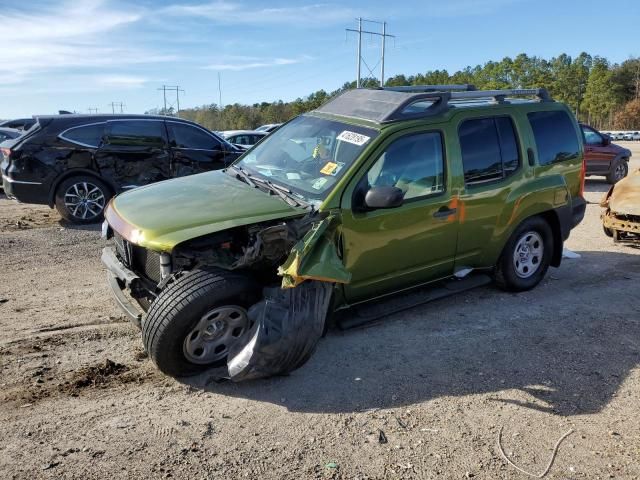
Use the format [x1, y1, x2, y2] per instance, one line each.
[166, 121, 227, 176]
[96, 120, 171, 189]
[454, 114, 524, 269]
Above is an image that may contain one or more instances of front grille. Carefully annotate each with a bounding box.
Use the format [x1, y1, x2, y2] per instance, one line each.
[113, 232, 131, 266]
[113, 232, 162, 284]
[131, 246, 162, 284]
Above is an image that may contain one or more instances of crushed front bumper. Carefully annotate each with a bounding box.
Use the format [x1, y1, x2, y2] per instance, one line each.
[101, 246, 143, 326]
[602, 211, 640, 243]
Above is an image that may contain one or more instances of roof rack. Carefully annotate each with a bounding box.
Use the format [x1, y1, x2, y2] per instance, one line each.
[314, 87, 553, 124]
[383, 84, 477, 93]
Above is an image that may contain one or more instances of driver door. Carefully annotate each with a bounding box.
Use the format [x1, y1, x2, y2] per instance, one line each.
[340, 130, 459, 303]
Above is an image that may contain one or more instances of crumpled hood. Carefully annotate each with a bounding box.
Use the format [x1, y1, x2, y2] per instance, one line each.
[608, 169, 640, 216]
[106, 170, 305, 251]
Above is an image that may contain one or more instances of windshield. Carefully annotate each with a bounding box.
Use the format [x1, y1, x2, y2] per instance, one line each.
[234, 115, 378, 202]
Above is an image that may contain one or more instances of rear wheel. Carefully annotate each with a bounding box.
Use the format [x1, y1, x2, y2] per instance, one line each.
[54, 175, 111, 224]
[607, 159, 628, 184]
[495, 216, 553, 292]
[142, 269, 259, 377]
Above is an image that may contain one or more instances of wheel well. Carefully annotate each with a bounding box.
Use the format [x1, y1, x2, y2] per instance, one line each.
[48, 170, 115, 207]
[538, 210, 562, 268]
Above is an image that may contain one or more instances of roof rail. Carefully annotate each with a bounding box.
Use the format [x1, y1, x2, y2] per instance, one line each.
[314, 87, 554, 124]
[449, 88, 551, 102]
[383, 84, 476, 93]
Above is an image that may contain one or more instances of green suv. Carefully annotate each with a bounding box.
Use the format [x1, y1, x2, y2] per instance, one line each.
[101, 86, 586, 381]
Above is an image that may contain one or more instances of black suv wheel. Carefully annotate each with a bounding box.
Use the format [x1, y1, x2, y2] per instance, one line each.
[495, 216, 553, 292]
[54, 175, 111, 224]
[142, 269, 259, 377]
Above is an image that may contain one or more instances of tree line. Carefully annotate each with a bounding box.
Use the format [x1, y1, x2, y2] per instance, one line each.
[156, 53, 640, 131]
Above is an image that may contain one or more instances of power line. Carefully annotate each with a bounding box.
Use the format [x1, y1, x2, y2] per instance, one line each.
[346, 18, 395, 88]
[157, 85, 185, 114]
[108, 102, 125, 113]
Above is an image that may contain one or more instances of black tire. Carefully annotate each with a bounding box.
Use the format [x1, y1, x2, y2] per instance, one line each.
[494, 216, 553, 292]
[142, 269, 259, 377]
[54, 175, 112, 224]
[603, 225, 613, 238]
[606, 159, 628, 184]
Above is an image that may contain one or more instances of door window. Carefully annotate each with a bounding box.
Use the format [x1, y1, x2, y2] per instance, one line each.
[106, 121, 166, 147]
[527, 110, 580, 165]
[60, 123, 106, 147]
[581, 125, 603, 146]
[459, 116, 520, 185]
[366, 132, 445, 200]
[168, 123, 220, 150]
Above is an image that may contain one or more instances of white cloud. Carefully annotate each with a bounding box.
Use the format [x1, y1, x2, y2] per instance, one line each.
[202, 56, 308, 71]
[164, 1, 356, 25]
[0, 0, 171, 85]
[95, 74, 149, 88]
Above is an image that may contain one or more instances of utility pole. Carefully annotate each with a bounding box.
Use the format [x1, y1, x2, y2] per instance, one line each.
[157, 85, 185, 115]
[108, 102, 125, 113]
[218, 73, 223, 108]
[87, 107, 98, 114]
[346, 18, 395, 88]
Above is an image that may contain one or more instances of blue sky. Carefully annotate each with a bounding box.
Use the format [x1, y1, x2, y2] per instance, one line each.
[1, 0, 639, 118]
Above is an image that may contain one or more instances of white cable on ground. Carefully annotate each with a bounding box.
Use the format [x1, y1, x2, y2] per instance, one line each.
[498, 426, 575, 478]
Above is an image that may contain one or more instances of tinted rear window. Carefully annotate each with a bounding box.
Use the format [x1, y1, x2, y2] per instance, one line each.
[167, 122, 220, 150]
[61, 123, 105, 147]
[106, 120, 166, 147]
[459, 116, 521, 185]
[527, 111, 580, 165]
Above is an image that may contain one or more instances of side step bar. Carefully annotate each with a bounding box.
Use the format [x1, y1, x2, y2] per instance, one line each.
[338, 274, 492, 330]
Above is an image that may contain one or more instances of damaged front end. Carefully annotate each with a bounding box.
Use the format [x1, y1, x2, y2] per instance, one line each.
[185, 213, 350, 381]
[104, 207, 351, 381]
[601, 169, 640, 244]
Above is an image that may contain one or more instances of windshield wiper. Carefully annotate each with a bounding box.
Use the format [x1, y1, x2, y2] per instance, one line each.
[228, 165, 256, 188]
[249, 175, 312, 210]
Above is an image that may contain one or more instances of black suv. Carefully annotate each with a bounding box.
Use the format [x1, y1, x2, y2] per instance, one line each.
[1, 114, 242, 223]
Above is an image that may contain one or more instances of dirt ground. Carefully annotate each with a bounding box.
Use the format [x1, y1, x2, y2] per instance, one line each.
[1, 143, 639, 480]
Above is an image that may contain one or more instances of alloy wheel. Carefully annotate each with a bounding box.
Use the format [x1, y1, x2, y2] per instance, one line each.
[64, 181, 106, 220]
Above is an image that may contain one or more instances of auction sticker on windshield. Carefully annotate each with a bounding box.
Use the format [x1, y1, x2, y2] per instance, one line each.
[320, 162, 338, 175]
[337, 130, 370, 146]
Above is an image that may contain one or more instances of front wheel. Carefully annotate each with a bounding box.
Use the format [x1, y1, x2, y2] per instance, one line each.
[54, 175, 111, 224]
[142, 269, 259, 377]
[494, 217, 553, 292]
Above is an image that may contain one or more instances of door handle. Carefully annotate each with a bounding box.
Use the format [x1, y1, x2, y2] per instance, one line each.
[433, 207, 457, 218]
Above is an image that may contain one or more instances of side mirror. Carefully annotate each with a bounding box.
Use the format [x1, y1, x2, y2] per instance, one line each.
[364, 186, 404, 209]
[602, 135, 611, 146]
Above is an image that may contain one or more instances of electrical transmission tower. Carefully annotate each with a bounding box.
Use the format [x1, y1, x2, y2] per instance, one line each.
[108, 102, 125, 113]
[87, 107, 98, 114]
[157, 85, 185, 115]
[346, 18, 395, 88]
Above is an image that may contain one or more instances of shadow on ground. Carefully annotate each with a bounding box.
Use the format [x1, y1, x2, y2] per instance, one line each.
[185, 250, 640, 416]
[584, 178, 612, 194]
